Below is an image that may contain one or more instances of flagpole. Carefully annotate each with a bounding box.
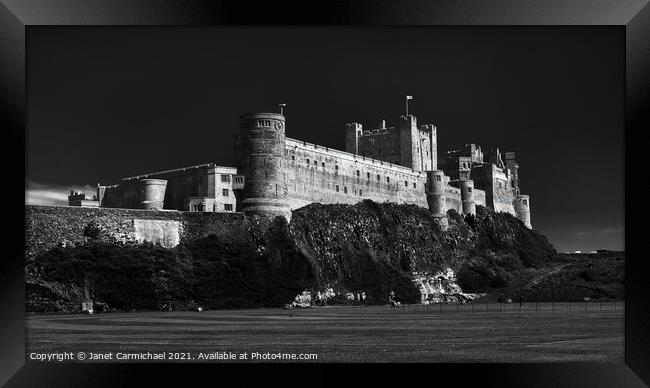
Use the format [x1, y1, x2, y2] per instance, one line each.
[406, 96, 409, 116]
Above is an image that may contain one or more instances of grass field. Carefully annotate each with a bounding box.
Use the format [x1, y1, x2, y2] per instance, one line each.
[25, 303, 624, 362]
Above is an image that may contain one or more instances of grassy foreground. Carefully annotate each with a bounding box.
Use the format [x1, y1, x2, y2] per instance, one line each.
[26, 304, 623, 362]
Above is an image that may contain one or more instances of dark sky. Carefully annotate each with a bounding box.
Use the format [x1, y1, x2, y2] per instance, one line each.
[26, 27, 624, 253]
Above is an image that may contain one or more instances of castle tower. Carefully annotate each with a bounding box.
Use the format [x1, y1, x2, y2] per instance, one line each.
[345, 123, 363, 154]
[514, 194, 532, 229]
[454, 179, 476, 216]
[504, 152, 519, 195]
[236, 112, 291, 220]
[139, 179, 167, 210]
[425, 170, 446, 217]
[419, 124, 437, 171]
[399, 115, 420, 171]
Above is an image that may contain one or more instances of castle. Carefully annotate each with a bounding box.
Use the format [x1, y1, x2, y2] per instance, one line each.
[68, 110, 532, 229]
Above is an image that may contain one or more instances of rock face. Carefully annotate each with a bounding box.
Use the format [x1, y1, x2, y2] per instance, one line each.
[285, 201, 467, 304]
[413, 268, 480, 304]
[285, 200, 560, 305]
[25, 201, 568, 312]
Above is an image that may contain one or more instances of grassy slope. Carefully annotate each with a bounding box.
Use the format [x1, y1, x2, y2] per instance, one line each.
[494, 252, 625, 302]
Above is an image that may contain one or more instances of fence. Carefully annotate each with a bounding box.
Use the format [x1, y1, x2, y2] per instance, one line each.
[388, 301, 624, 314]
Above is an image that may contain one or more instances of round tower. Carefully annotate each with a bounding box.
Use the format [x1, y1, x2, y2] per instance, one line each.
[514, 194, 532, 229]
[425, 170, 447, 218]
[139, 179, 167, 210]
[237, 112, 291, 219]
[458, 179, 476, 216]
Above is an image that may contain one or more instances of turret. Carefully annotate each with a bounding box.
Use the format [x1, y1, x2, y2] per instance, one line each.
[455, 179, 476, 216]
[514, 194, 532, 228]
[139, 179, 167, 210]
[236, 112, 291, 220]
[425, 170, 446, 218]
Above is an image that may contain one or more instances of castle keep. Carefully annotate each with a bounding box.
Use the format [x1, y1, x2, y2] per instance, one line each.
[69, 110, 532, 228]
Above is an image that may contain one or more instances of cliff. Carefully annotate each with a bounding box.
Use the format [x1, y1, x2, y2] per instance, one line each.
[25, 202, 621, 312]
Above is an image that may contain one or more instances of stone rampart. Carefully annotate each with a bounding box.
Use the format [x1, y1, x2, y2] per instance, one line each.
[25, 205, 257, 258]
[285, 137, 428, 209]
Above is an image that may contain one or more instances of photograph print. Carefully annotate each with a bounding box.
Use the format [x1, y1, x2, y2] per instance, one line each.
[24, 26, 624, 363]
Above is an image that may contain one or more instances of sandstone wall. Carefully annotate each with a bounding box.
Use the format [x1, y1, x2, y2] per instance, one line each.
[444, 186, 462, 213]
[283, 139, 487, 214]
[356, 127, 402, 165]
[474, 188, 487, 207]
[285, 138, 428, 210]
[491, 185, 516, 215]
[25, 205, 256, 258]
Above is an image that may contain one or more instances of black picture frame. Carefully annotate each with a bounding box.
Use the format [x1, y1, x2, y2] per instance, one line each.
[1, 0, 647, 386]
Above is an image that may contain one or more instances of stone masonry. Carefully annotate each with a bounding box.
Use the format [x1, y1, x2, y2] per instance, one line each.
[68, 109, 532, 229]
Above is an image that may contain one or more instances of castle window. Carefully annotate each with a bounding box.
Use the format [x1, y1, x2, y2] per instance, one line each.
[344, 187, 348, 194]
[377, 174, 380, 181]
[369, 139, 375, 146]
[523, 200, 528, 205]
[367, 172, 370, 179]
[224, 204, 233, 211]
[322, 162, 325, 168]
[306, 158, 310, 165]
[413, 182, 416, 188]
[386, 177, 390, 183]
[467, 188, 472, 193]
[356, 170, 360, 177]
[359, 189, 363, 196]
[221, 174, 231, 183]
[436, 175, 441, 182]
[405, 180, 408, 187]
[336, 185, 339, 192]
[335, 165, 339, 171]
[291, 155, 295, 161]
[314, 160, 318, 166]
[222, 189, 229, 197]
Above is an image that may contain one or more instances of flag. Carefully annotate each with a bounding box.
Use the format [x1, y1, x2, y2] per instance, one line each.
[406, 95, 413, 100]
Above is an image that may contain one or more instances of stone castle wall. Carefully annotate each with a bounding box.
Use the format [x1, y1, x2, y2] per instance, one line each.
[284, 138, 485, 213]
[285, 137, 428, 209]
[25, 205, 258, 258]
[491, 185, 517, 215]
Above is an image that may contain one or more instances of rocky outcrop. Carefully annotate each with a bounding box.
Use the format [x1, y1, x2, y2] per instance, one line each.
[413, 268, 482, 304]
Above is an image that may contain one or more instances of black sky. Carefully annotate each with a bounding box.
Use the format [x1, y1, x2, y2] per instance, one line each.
[26, 27, 625, 253]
